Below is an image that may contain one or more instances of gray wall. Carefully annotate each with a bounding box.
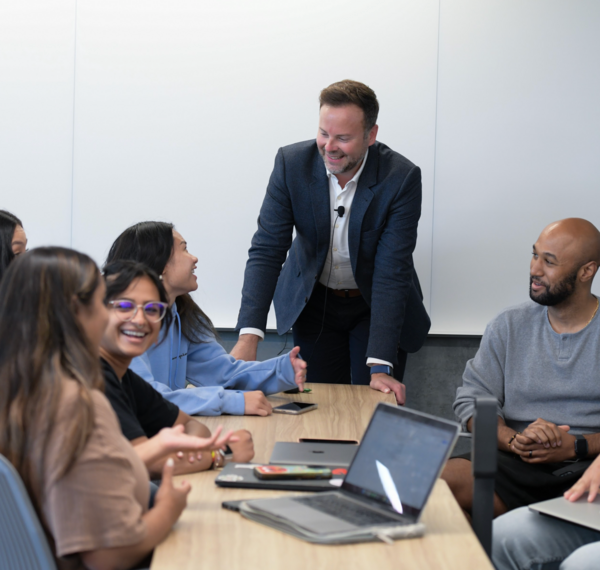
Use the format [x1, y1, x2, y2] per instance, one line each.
[217, 332, 481, 456]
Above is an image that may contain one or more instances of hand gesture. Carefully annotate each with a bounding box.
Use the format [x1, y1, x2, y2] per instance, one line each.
[565, 454, 600, 503]
[157, 424, 237, 464]
[154, 458, 191, 522]
[229, 429, 255, 463]
[288, 346, 307, 391]
[243, 391, 273, 416]
[511, 419, 574, 463]
[369, 373, 405, 405]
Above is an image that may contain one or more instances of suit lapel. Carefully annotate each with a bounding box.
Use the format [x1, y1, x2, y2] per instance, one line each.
[310, 153, 331, 251]
[349, 145, 378, 272]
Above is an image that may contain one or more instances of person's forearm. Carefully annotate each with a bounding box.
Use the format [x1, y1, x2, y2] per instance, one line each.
[184, 418, 211, 438]
[582, 433, 600, 457]
[467, 416, 515, 453]
[133, 437, 170, 469]
[80, 503, 178, 570]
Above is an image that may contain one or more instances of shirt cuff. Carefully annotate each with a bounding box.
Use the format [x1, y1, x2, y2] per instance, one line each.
[367, 357, 394, 368]
[221, 391, 246, 416]
[239, 328, 264, 340]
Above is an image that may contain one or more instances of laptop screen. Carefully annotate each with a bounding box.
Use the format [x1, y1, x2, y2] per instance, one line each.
[342, 403, 459, 520]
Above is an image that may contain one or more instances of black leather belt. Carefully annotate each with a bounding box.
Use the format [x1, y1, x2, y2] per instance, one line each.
[318, 282, 362, 298]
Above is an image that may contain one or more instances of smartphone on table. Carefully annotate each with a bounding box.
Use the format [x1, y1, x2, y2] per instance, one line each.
[273, 402, 318, 415]
[253, 465, 332, 480]
[298, 437, 359, 445]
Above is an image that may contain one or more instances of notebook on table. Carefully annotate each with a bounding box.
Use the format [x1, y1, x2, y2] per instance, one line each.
[239, 403, 460, 544]
[529, 494, 600, 532]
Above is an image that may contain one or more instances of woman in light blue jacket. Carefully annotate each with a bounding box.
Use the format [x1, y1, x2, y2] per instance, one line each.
[105, 221, 307, 416]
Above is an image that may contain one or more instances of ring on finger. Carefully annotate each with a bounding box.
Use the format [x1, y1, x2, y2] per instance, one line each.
[529, 450, 533, 458]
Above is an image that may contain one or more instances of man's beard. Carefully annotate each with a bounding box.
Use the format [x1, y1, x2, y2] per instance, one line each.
[318, 142, 368, 176]
[529, 271, 578, 306]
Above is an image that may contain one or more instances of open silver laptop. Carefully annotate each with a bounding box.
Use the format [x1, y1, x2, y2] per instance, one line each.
[529, 495, 600, 532]
[239, 403, 460, 544]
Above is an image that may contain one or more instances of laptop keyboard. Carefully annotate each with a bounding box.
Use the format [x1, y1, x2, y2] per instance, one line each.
[293, 494, 404, 527]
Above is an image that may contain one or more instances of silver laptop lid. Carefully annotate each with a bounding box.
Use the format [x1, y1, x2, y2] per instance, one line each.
[269, 442, 357, 468]
[341, 403, 460, 520]
[529, 495, 600, 532]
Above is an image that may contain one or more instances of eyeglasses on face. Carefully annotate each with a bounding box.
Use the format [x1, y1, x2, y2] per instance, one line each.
[108, 299, 168, 323]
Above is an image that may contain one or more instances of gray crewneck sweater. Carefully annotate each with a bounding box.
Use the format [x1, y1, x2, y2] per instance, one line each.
[454, 300, 600, 435]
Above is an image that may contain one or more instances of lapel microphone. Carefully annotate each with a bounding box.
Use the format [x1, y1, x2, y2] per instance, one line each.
[334, 206, 345, 218]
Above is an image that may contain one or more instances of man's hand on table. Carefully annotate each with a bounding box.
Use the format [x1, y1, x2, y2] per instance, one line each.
[229, 429, 255, 463]
[370, 373, 405, 405]
[511, 419, 574, 463]
[230, 334, 260, 361]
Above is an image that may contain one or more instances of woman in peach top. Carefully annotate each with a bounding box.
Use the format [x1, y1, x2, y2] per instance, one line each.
[0, 247, 226, 570]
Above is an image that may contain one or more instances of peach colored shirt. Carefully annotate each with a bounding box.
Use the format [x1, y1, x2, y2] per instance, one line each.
[40, 380, 149, 569]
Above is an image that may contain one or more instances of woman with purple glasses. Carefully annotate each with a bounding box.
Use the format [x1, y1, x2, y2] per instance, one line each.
[105, 221, 308, 416]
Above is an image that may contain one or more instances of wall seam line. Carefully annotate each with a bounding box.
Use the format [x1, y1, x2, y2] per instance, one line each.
[428, 0, 442, 328]
[69, 0, 79, 248]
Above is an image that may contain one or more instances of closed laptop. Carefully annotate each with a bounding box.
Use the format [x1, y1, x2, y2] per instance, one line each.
[269, 442, 357, 468]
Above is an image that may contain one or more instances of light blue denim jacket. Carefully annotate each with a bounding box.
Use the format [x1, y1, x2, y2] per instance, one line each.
[130, 304, 296, 415]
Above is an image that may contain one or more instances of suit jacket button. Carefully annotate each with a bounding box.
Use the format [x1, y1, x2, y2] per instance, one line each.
[305, 297, 308, 303]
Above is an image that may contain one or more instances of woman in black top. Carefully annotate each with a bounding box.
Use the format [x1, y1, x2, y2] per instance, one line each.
[100, 260, 255, 475]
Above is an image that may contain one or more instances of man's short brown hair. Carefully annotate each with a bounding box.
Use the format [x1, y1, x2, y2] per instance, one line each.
[319, 80, 379, 133]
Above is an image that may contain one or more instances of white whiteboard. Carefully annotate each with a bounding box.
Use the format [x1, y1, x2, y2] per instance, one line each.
[431, 0, 600, 333]
[2, 0, 600, 335]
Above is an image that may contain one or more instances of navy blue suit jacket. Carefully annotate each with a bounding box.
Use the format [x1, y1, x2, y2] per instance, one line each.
[236, 140, 430, 365]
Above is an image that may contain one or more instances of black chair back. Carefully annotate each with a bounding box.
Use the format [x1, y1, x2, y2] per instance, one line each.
[471, 397, 497, 557]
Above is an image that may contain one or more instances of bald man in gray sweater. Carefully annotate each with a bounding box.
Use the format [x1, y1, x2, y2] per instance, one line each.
[442, 218, 600, 520]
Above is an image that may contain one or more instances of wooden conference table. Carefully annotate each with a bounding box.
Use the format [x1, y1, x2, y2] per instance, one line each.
[150, 384, 493, 570]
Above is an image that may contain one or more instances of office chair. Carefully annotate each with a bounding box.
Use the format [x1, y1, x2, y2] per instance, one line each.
[0, 454, 57, 570]
[470, 397, 497, 558]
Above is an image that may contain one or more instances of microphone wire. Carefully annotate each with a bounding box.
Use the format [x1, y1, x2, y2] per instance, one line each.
[307, 209, 342, 362]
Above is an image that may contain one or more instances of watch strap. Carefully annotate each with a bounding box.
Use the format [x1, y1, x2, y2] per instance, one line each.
[575, 434, 588, 459]
[370, 365, 393, 376]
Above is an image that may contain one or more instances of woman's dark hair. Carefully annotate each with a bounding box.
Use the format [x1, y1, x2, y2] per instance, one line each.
[102, 259, 173, 335]
[105, 221, 216, 343]
[0, 209, 23, 282]
[0, 247, 103, 520]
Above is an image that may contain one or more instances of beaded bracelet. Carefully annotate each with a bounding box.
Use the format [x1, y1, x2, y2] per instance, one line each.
[508, 432, 521, 447]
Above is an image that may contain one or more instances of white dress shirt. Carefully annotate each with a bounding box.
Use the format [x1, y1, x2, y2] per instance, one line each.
[318, 150, 367, 289]
[240, 149, 393, 370]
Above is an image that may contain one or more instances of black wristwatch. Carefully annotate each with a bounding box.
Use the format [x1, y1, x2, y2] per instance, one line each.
[220, 444, 234, 464]
[574, 434, 588, 459]
[370, 365, 393, 376]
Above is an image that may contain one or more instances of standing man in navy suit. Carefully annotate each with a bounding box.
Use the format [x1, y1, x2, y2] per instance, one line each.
[231, 80, 430, 404]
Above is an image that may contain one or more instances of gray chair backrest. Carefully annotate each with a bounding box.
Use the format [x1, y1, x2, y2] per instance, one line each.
[0, 454, 57, 570]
